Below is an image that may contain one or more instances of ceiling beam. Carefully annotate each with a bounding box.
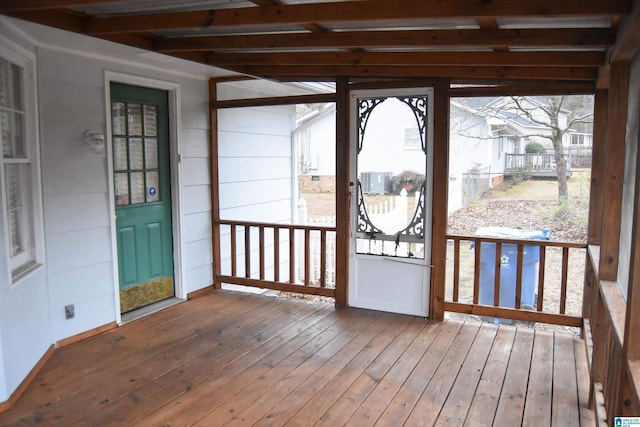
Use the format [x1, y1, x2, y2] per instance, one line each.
[206, 51, 605, 68]
[227, 65, 598, 81]
[83, 0, 628, 34]
[5, 9, 87, 33]
[154, 28, 616, 53]
[609, 0, 640, 62]
[0, 0, 119, 12]
[597, 0, 640, 88]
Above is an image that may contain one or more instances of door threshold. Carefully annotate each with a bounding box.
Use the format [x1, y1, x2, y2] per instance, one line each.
[120, 297, 185, 324]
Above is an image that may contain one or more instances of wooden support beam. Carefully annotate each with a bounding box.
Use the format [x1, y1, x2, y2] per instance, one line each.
[430, 79, 450, 321]
[450, 82, 596, 97]
[599, 62, 630, 281]
[209, 79, 222, 289]
[207, 51, 604, 68]
[154, 28, 616, 52]
[334, 77, 349, 308]
[83, 0, 628, 34]
[228, 65, 598, 82]
[587, 90, 608, 245]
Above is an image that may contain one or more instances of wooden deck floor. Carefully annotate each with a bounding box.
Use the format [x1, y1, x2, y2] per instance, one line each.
[0, 290, 594, 426]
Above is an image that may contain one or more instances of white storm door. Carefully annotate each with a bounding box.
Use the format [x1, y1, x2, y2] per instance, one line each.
[348, 88, 434, 317]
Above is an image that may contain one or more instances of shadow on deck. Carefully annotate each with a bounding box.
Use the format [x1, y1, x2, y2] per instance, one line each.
[0, 290, 594, 426]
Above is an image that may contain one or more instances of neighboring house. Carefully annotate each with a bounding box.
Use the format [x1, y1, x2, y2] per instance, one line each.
[296, 100, 514, 214]
[0, 17, 298, 404]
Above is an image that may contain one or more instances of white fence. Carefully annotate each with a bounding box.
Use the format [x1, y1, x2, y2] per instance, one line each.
[296, 191, 413, 288]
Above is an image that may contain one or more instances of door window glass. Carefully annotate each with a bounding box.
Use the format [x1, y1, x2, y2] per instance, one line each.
[355, 95, 428, 258]
[112, 100, 161, 205]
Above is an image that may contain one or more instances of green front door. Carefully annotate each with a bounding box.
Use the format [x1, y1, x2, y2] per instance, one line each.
[111, 83, 174, 313]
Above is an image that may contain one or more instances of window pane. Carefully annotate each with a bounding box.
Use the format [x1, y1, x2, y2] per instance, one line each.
[129, 138, 143, 170]
[113, 137, 127, 170]
[0, 59, 8, 108]
[146, 171, 160, 202]
[112, 102, 126, 135]
[1, 108, 11, 157]
[144, 105, 157, 136]
[145, 138, 158, 169]
[5, 163, 22, 209]
[8, 209, 24, 256]
[11, 63, 22, 110]
[13, 112, 25, 158]
[114, 173, 129, 206]
[130, 172, 145, 204]
[127, 103, 142, 135]
[5, 163, 31, 259]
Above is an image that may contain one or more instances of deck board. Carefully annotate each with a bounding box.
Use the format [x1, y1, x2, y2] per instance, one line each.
[0, 290, 595, 427]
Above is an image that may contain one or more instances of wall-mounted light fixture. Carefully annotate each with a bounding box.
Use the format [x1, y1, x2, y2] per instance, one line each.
[84, 130, 105, 153]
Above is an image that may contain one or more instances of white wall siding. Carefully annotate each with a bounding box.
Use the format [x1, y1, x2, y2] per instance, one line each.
[218, 105, 295, 224]
[0, 269, 51, 402]
[0, 22, 52, 403]
[617, 54, 640, 300]
[29, 37, 218, 331]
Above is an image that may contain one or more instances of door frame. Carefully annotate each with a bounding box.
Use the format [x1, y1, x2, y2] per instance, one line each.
[104, 71, 185, 324]
[347, 87, 435, 317]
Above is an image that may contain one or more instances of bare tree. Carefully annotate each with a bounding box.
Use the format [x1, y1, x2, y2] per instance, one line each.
[506, 96, 593, 203]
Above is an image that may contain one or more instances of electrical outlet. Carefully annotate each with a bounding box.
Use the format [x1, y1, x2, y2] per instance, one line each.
[65, 304, 75, 320]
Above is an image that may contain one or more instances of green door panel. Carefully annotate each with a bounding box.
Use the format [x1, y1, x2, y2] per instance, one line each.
[111, 82, 174, 312]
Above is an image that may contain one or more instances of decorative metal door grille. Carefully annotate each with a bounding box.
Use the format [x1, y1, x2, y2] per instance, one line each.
[355, 95, 428, 258]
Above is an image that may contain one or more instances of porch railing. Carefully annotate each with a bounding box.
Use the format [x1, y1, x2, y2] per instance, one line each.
[217, 220, 336, 297]
[445, 234, 587, 327]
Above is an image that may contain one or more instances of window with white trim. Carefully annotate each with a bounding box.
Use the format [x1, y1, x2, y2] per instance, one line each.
[0, 50, 41, 281]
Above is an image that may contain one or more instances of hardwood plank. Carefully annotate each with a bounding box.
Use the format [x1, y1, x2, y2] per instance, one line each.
[574, 335, 596, 427]
[118, 301, 340, 425]
[433, 323, 499, 426]
[0, 292, 595, 427]
[222, 313, 395, 426]
[251, 312, 401, 426]
[492, 328, 535, 426]
[375, 321, 464, 426]
[25, 294, 295, 425]
[552, 333, 580, 427]
[313, 317, 428, 426]
[283, 315, 415, 426]
[403, 321, 482, 426]
[463, 326, 517, 427]
[43, 297, 323, 426]
[193, 309, 379, 426]
[346, 321, 443, 424]
[61, 297, 302, 425]
[7, 292, 253, 412]
[522, 330, 554, 426]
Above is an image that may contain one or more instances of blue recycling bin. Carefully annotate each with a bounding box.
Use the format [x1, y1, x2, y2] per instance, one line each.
[476, 227, 551, 309]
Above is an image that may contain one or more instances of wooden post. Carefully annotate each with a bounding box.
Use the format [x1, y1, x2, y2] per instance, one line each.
[430, 79, 450, 321]
[599, 62, 630, 281]
[209, 79, 222, 289]
[587, 89, 608, 245]
[334, 77, 349, 308]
